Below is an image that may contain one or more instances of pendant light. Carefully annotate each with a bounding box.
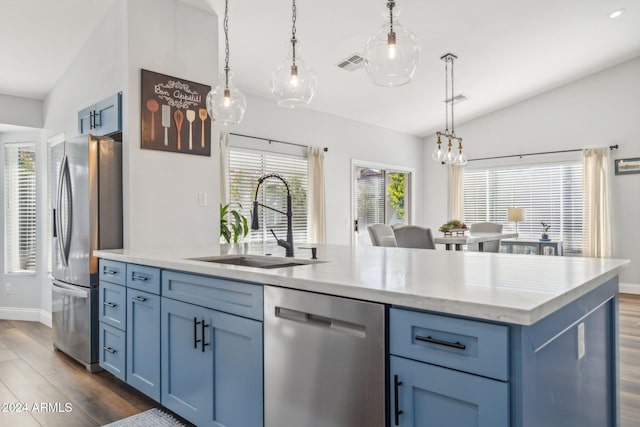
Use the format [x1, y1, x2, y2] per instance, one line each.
[206, 0, 246, 125]
[363, 0, 420, 87]
[271, 0, 317, 108]
[432, 53, 467, 166]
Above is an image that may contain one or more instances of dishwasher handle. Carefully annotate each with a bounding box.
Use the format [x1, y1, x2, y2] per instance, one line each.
[275, 306, 366, 338]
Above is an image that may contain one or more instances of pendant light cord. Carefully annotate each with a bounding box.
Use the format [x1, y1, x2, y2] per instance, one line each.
[451, 56, 455, 135]
[223, 0, 230, 89]
[388, 1, 395, 32]
[291, 0, 297, 66]
[445, 57, 449, 133]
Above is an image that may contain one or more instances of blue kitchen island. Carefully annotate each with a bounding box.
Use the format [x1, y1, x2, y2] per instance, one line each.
[95, 244, 627, 427]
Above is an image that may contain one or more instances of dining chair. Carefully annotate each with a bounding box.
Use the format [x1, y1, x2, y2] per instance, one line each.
[393, 225, 436, 249]
[468, 222, 503, 252]
[367, 224, 396, 247]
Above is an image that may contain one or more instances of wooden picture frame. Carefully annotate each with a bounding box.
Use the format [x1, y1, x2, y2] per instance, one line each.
[615, 158, 640, 175]
[140, 69, 211, 156]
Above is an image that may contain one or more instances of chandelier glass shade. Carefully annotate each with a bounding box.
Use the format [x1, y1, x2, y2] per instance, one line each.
[271, 42, 317, 108]
[207, 71, 246, 126]
[364, 1, 420, 87]
[206, 0, 246, 125]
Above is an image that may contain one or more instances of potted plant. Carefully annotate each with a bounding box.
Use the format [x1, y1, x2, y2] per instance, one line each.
[220, 203, 249, 244]
[540, 222, 551, 241]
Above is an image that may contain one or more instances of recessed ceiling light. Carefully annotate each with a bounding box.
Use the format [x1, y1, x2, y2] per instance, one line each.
[609, 9, 625, 19]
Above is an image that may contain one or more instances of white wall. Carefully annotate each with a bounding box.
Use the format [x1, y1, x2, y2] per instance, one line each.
[124, 0, 218, 250]
[0, 95, 43, 128]
[229, 93, 424, 245]
[0, 131, 47, 323]
[423, 56, 640, 287]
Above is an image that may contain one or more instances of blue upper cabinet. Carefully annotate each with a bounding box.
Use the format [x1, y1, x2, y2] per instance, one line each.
[78, 92, 122, 136]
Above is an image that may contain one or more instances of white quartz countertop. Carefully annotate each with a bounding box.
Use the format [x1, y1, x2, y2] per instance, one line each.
[94, 243, 628, 325]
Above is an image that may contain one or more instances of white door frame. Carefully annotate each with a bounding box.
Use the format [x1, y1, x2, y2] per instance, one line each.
[350, 159, 416, 246]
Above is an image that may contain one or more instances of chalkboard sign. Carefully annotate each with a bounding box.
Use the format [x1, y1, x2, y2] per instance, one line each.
[141, 69, 211, 156]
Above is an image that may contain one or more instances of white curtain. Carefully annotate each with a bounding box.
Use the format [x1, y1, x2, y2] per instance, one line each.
[307, 147, 326, 243]
[219, 132, 230, 206]
[582, 147, 612, 258]
[448, 165, 465, 222]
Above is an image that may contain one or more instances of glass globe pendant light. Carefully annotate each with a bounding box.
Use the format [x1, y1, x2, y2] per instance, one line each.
[206, 0, 246, 125]
[364, 1, 420, 87]
[271, 0, 316, 108]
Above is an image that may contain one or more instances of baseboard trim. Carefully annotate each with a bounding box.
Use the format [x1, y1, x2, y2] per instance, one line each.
[0, 307, 52, 327]
[620, 282, 640, 295]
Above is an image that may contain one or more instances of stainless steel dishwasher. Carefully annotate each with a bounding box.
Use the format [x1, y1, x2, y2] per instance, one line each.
[264, 285, 386, 427]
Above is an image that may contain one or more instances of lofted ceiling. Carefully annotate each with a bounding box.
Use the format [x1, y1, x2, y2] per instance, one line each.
[1, 0, 639, 137]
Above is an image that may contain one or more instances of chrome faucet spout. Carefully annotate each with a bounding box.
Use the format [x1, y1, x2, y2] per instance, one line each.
[252, 174, 294, 257]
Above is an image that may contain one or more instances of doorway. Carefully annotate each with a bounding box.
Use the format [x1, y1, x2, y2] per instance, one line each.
[351, 160, 414, 245]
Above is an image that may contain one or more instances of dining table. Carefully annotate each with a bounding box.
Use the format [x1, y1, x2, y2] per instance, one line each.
[434, 232, 519, 251]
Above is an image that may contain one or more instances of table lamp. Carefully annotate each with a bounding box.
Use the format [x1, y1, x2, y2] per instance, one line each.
[507, 208, 525, 235]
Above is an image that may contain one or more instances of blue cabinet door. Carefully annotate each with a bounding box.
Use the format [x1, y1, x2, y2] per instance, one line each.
[78, 92, 122, 136]
[126, 289, 160, 402]
[390, 355, 509, 427]
[161, 298, 263, 427]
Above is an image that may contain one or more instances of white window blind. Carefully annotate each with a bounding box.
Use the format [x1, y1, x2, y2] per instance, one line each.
[4, 143, 37, 273]
[464, 162, 583, 255]
[355, 168, 385, 227]
[228, 148, 308, 243]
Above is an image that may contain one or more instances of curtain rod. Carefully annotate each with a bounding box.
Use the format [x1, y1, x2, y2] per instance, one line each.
[230, 132, 328, 152]
[467, 144, 618, 162]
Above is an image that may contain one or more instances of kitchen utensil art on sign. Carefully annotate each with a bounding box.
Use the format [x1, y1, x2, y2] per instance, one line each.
[140, 69, 212, 156]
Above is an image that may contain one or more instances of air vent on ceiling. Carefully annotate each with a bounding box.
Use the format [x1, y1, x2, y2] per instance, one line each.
[443, 94, 468, 104]
[336, 53, 365, 72]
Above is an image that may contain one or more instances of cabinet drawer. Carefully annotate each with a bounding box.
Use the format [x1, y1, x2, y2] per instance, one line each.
[99, 323, 126, 381]
[126, 264, 160, 295]
[99, 259, 126, 286]
[99, 281, 126, 330]
[390, 308, 508, 381]
[162, 270, 263, 320]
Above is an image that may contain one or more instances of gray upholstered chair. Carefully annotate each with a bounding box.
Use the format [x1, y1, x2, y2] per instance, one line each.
[393, 225, 436, 249]
[367, 224, 396, 247]
[468, 222, 503, 252]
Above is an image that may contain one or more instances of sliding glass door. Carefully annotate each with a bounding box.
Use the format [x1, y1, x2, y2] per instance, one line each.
[352, 162, 412, 245]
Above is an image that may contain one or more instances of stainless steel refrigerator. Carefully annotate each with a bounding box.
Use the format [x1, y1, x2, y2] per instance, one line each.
[51, 134, 122, 371]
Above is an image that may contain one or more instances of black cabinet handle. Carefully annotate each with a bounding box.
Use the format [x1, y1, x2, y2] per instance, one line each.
[131, 274, 148, 282]
[103, 302, 117, 308]
[90, 111, 95, 129]
[415, 335, 466, 350]
[194, 317, 201, 349]
[201, 320, 210, 352]
[394, 374, 403, 425]
[132, 296, 147, 302]
[104, 347, 116, 354]
[103, 269, 117, 276]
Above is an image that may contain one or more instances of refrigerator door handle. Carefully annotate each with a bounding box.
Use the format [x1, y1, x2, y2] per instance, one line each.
[56, 155, 72, 267]
[52, 279, 89, 299]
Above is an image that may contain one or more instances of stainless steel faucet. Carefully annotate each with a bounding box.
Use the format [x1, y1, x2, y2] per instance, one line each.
[251, 174, 294, 257]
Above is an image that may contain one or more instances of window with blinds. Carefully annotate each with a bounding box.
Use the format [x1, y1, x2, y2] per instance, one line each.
[4, 143, 37, 273]
[464, 162, 583, 255]
[228, 148, 308, 243]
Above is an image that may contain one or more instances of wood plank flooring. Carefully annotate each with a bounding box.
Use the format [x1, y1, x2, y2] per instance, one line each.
[0, 295, 639, 426]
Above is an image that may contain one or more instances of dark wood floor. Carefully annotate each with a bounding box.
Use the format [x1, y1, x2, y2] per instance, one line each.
[1, 295, 639, 426]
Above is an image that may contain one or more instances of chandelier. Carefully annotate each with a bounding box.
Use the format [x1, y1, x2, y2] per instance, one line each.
[432, 53, 467, 166]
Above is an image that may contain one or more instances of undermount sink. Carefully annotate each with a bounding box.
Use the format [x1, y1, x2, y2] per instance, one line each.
[188, 254, 323, 269]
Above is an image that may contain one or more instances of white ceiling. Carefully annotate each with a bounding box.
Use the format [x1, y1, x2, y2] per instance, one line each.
[1, 0, 639, 137]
